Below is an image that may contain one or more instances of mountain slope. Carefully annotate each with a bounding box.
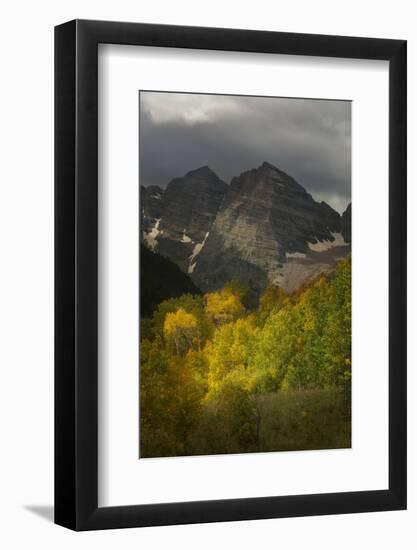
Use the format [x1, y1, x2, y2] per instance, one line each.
[341, 203, 352, 243]
[140, 244, 201, 317]
[141, 166, 228, 272]
[141, 162, 351, 294]
[141, 185, 164, 237]
[192, 162, 350, 292]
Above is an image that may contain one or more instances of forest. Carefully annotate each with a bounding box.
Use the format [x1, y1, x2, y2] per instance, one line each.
[140, 256, 351, 458]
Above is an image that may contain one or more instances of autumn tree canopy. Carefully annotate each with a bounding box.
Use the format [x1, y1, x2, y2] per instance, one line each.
[140, 257, 352, 458]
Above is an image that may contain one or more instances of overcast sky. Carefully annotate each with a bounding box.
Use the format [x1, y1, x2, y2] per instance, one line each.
[139, 91, 351, 213]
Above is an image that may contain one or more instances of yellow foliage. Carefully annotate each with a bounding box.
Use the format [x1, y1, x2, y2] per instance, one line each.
[259, 285, 287, 313]
[163, 308, 199, 354]
[141, 256, 352, 456]
[164, 308, 197, 335]
[205, 317, 259, 394]
[204, 287, 245, 324]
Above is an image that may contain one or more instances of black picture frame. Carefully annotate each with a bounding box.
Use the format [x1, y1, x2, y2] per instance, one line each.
[55, 19, 407, 531]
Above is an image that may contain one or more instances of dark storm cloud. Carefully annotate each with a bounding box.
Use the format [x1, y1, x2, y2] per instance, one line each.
[139, 92, 351, 213]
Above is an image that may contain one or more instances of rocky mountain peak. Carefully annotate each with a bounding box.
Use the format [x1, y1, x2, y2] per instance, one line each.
[191, 162, 348, 293]
[141, 162, 350, 295]
[260, 161, 307, 191]
[231, 162, 309, 196]
[141, 167, 228, 272]
[167, 166, 228, 196]
[261, 161, 276, 170]
[185, 165, 219, 179]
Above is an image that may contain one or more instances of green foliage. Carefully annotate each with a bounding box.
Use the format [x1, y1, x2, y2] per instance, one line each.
[196, 381, 259, 455]
[188, 389, 350, 455]
[140, 256, 352, 457]
[259, 284, 288, 319]
[140, 338, 206, 458]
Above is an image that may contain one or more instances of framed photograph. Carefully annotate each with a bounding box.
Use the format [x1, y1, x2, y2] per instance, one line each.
[55, 19, 406, 530]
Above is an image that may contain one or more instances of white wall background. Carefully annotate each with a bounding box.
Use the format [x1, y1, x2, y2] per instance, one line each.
[0, 0, 415, 548]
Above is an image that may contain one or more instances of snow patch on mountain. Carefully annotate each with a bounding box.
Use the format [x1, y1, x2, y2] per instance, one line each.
[308, 232, 348, 252]
[143, 218, 161, 250]
[188, 232, 209, 272]
[188, 262, 197, 274]
[181, 230, 193, 243]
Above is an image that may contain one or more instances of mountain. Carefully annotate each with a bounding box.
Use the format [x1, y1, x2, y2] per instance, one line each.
[341, 203, 352, 243]
[192, 162, 350, 292]
[142, 166, 228, 272]
[141, 163, 351, 294]
[140, 244, 200, 317]
[141, 184, 164, 240]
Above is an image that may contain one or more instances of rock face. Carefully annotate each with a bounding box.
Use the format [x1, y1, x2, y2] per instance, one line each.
[193, 162, 349, 292]
[141, 185, 164, 242]
[162, 167, 228, 242]
[141, 162, 351, 294]
[341, 203, 352, 243]
[142, 166, 228, 271]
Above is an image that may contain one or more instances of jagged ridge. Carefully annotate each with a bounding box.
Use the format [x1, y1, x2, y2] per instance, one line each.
[141, 162, 351, 294]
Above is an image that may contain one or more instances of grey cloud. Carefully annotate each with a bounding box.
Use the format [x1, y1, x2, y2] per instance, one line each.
[139, 92, 351, 213]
